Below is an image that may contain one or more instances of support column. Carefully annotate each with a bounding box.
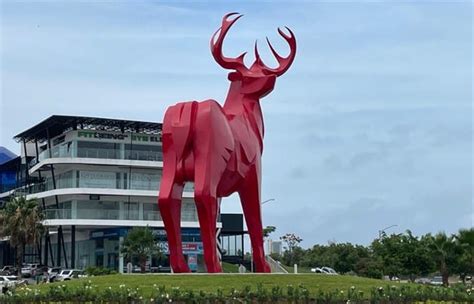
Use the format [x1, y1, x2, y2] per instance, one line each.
[71, 226, 75, 269]
[37, 237, 42, 265]
[118, 236, 124, 274]
[48, 237, 55, 266]
[119, 202, 124, 220]
[44, 233, 49, 266]
[57, 230, 62, 267]
[138, 202, 144, 220]
[71, 201, 77, 219]
[47, 127, 68, 268]
[61, 230, 68, 269]
[22, 140, 29, 187]
[241, 233, 245, 259]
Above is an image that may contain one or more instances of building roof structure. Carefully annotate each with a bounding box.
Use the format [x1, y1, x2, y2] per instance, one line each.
[14, 115, 163, 142]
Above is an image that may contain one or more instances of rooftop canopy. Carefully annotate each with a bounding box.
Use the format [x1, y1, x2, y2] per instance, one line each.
[14, 115, 163, 143]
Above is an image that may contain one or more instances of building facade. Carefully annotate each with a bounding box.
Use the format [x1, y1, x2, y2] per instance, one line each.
[0, 115, 244, 272]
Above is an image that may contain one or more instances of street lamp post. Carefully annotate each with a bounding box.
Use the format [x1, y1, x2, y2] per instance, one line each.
[378, 224, 398, 239]
[261, 198, 275, 205]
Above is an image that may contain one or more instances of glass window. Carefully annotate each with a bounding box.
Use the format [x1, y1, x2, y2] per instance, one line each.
[143, 203, 161, 221]
[130, 172, 160, 190]
[77, 141, 121, 159]
[57, 171, 73, 189]
[78, 171, 117, 189]
[182, 201, 197, 222]
[44, 201, 72, 219]
[123, 202, 139, 220]
[76, 201, 119, 220]
[124, 144, 162, 161]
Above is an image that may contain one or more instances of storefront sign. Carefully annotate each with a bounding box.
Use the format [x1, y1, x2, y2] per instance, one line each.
[78, 131, 161, 142]
[158, 242, 203, 254]
[188, 254, 198, 271]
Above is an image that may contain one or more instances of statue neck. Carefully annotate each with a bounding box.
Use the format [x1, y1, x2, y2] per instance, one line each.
[223, 81, 265, 146]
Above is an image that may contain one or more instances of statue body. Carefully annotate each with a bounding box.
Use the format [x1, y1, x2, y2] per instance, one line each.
[158, 13, 296, 273]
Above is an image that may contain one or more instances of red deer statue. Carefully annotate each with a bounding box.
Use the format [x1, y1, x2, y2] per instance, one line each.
[158, 12, 296, 273]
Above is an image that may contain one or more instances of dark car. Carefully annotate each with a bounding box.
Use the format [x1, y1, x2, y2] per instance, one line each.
[150, 266, 171, 273]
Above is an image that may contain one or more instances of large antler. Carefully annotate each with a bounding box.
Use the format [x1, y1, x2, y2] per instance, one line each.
[257, 27, 297, 76]
[211, 12, 248, 74]
[211, 12, 297, 77]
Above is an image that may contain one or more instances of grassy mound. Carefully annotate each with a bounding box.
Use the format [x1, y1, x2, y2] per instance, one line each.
[10, 274, 472, 303]
[33, 273, 392, 295]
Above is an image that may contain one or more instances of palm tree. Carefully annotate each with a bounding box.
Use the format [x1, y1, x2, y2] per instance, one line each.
[121, 226, 162, 273]
[454, 228, 474, 283]
[427, 232, 456, 286]
[0, 196, 44, 275]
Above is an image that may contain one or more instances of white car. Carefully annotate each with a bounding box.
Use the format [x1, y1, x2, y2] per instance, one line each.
[0, 276, 20, 292]
[430, 276, 444, 286]
[47, 267, 62, 282]
[311, 266, 338, 275]
[57, 269, 86, 281]
[21, 264, 40, 277]
[0, 266, 17, 276]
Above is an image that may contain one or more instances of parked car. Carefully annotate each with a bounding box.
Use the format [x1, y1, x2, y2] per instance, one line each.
[47, 267, 62, 282]
[430, 276, 444, 286]
[57, 269, 86, 281]
[37, 265, 49, 274]
[150, 265, 172, 273]
[415, 277, 431, 284]
[0, 276, 21, 293]
[0, 266, 17, 276]
[321, 267, 338, 275]
[311, 266, 338, 275]
[20, 263, 40, 278]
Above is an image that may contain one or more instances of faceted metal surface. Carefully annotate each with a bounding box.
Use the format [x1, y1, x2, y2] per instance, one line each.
[158, 13, 296, 273]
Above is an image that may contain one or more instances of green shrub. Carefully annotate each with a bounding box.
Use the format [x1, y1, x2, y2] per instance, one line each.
[3, 282, 474, 303]
[84, 266, 117, 276]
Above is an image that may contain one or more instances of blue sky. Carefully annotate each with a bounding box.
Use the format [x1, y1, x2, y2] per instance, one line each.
[1, 0, 472, 246]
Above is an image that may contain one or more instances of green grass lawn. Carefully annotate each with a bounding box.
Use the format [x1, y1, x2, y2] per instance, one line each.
[33, 273, 398, 297]
[221, 262, 239, 273]
[281, 264, 314, 273]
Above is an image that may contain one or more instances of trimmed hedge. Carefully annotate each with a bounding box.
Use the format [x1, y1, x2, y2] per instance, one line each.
[2, 280, 473, 303]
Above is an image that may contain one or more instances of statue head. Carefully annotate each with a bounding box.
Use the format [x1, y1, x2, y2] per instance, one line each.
[211, 13, 296, 98]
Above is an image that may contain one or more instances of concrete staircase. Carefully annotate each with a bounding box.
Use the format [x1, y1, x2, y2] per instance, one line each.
[266, 255, 288, 273]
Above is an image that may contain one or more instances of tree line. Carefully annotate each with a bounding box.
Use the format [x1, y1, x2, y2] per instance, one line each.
[0, 196, 471, 284]
[272, 228, 473, 286]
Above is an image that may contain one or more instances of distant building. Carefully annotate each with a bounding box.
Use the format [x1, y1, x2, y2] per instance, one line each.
[266, 239, 282, 255]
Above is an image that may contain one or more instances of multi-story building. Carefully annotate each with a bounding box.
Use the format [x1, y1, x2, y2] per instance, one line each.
[266, 239, 283, 255]
[0, 115, 245, 272]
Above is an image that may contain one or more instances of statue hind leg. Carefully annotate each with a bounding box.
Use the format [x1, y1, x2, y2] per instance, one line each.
[192, 101, 231, 273]
[158, 139, 190, 273]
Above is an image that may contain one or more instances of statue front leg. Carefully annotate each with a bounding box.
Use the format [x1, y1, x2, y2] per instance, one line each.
[238, 161, 271, 273]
